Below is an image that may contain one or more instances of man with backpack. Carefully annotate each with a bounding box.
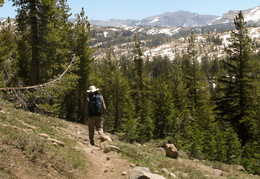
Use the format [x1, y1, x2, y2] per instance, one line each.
[85, 85, 107, 146]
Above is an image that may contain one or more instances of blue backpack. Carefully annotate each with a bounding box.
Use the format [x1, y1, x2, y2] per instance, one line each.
[89, 94, 102, 116]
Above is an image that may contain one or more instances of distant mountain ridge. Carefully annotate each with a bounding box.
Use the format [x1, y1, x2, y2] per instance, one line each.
[90, 6, 260, 27]
[90, 11, 218, 27]
[1, 6, 260, 28]
[208, 6, 260, 26]
[136, 11, 218, 27]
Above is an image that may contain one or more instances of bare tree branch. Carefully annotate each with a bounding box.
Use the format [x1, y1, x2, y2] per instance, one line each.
[0, 55, 77, 91]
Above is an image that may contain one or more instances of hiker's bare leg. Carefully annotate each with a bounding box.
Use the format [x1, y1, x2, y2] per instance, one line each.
[88, 118, 96, 145]
[96, 117, 104, 138]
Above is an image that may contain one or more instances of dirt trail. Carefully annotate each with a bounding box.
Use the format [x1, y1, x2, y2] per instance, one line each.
[60, 122, 133, 179]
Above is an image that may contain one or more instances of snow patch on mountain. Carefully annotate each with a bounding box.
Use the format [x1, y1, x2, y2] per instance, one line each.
[208, 6, 260, 25]
[147, 27, 181, 36]
[119, 25, 183, 36]
[221, 34, 231, 46]
[245, 6, 260, 22]
[150, 18, 159, 24]
[142, 26, 260, 61]
[144, 43, 175, 58]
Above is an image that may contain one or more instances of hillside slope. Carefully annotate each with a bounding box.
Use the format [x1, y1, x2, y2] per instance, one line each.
[0, 99, 259, 179]
[0, 99, 132, 179]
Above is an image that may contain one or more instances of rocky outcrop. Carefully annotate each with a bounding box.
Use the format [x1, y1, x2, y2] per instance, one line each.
[130, 167, 166, 179]
[165, 144, 178, 158]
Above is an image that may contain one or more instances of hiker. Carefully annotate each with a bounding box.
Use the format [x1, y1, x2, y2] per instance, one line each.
[85, 85, 107, 146]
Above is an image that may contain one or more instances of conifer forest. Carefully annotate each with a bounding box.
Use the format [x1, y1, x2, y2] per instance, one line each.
[0, 1, 259, 174]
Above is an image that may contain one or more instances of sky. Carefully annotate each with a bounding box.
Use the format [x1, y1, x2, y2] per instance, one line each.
[0, 0, 259, 20]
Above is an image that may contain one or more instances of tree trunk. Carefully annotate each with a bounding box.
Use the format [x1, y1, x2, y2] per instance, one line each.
[29, 0, 40, 85]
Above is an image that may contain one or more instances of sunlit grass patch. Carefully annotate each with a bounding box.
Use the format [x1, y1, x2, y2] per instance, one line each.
[0, 99, 88, 178]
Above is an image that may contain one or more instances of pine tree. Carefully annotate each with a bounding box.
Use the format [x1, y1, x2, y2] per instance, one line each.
[72, 8, 93, 123]
[29, 0, 39, 85]
[202, 128, 217, 160]
[14, 0, 32, 85]
[10, 0, 75, 113]
[224, 127, 242, 164]
[240, 52, 260, 174]
[181, 31, 202, 113]
[187, 31, 199, 111]
[215, 11, 257, 145]
[38, 0, 72, 82]
[241, 140, 260, 174]
[12, 0, 40, 85]
[0, 17, 18, 87]
[214, 124, 227, 162]
[168, 55, 189, 118]
[152, 76, 177, 139]
[132, 35, 146, 116]
[179, 31, 216, 159]
[13, 0, 72, 85]
[97, 48, 135, 136]
[167, 54, 193, 146]
[131, 35, 153, 142]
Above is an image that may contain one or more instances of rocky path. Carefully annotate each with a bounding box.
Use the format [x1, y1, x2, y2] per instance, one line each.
[59, 122, 133, 179]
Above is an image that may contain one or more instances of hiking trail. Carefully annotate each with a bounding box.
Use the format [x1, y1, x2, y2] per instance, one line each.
[59, 122, 133, 179]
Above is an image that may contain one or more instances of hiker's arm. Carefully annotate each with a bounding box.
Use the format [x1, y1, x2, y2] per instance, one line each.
[84, 97, 89, 124]
[101, 95, 107, 118]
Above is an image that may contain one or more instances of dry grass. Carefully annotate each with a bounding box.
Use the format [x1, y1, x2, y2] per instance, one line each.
[0, 99, 88, 179]
[114, 140, 260, 179]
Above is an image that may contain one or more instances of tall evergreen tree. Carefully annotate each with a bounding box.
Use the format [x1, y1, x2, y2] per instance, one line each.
[171, 54, 189, 112]
[215, 11, 257, 145]
[38, 0, 72, 82]
[0, 17, 18, 87]
[12, 0, 40, 85]
[14, 0, 32, 85]
[12, 0, 72, 85]
[181, 31, 213, 116]
[72, 8, 93, 123]
[178, 31, 217, 159]
[182, 31, 200, 112]
[152, 76, 177, 139]
[9, 0, 75, 113]
[98, 48, 135, 136]
[131, 35, 153, 142]
[28, 0, 39, 85]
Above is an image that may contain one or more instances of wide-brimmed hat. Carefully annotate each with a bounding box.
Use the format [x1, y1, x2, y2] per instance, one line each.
[87, 85, 99, 93]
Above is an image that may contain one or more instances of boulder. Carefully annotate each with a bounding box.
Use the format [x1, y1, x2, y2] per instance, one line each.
[169, 172, 178, 178]
[100, 141, 121, 153]
[38, 133, 50, 139]
[213, 169, 223, 177]
[130, 167, 166, 179]
[237, 165, 246, 172]
[47, 138, 65, 147]
[165, 144, 178, 158]
[162, 168, 169, 175]
[101, 134, 113, 142]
